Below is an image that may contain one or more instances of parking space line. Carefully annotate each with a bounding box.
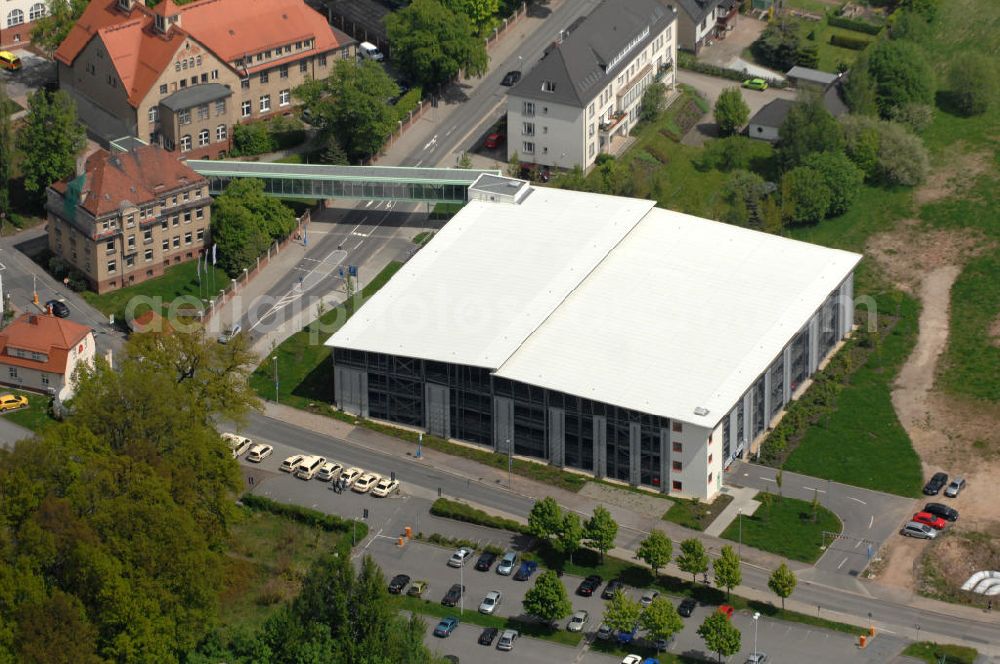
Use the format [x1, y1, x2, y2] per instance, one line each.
[847, 496, 867, 505]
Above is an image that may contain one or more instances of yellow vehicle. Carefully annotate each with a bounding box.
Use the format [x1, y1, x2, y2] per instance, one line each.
[0, 394, 28, 411]
[0, 51, 23, 72]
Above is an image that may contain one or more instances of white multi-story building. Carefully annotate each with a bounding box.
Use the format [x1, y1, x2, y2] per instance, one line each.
[2, 0, 48, 48]
[675, 0, 740, 54]
[505, 0, 677, 171]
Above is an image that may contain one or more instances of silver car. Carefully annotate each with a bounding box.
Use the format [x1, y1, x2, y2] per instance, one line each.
[496, 551, 518, 575]
[479, 590, 502, 615]
[496, 629, 518, 651]
[567, 610, 588, 632]
[944, 477, 966, 498]
[901, 521, 937, 539]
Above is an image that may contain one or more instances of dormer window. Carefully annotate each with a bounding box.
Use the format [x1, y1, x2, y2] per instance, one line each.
[541, 80, 556, 93]
[117, 0, 132, 11]
[155, 14, 166, 33]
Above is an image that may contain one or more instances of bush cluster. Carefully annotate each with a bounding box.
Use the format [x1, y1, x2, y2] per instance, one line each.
[826, 14, 883, 35]
[431, 497, 531, 534]
[242, 493, 368, 538]
[829, 34, 871, 50]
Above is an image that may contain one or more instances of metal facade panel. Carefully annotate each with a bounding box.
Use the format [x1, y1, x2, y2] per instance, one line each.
[493, 396, 514, 453]
[808, 313, 819, 374]
[425, 383, 450, 438]
[629, 422, 642, 487]
[659, 427, 670, 493]
[334, 365, 367, 417]
[548, 407, 565, 467]
[593, 415, 607, 478]
[782, 345, 792, 406]
[840, 273, 854, 336]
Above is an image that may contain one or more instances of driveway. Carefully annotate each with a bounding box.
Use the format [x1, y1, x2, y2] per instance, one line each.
[727, 462, 917, 583]
[676, 69, 797, 146]
[0, 49, 56, 113]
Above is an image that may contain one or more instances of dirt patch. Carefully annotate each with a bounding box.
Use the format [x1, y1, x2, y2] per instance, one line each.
[870, 536, 924, 591]
[917, 527, 1000, 606]
[866, 219, 990, 295]
[913, 149, 992, 207]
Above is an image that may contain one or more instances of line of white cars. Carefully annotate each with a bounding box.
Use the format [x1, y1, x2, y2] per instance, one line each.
[223, 432, 401, 497]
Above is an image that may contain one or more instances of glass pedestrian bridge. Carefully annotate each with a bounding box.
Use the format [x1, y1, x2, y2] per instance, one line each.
[185, 161, 502, 204]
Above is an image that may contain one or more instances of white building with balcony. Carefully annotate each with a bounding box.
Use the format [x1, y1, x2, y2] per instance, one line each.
[505, 0, 677, 171]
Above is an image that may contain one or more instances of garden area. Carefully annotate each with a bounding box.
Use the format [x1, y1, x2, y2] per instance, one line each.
[719, 495, 840, 563]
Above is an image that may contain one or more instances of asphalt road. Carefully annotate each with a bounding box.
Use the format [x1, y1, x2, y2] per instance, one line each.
[728, 462, 916, 579]
[237, 413, 1000, 651]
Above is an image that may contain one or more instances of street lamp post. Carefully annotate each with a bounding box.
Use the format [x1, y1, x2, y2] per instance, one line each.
[752, 611, 760, 658]
[416, 432, 423, 458]
[738, 508, 743, 560]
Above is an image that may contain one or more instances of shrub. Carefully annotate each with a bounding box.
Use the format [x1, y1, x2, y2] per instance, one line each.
[780, 166, 831, 225]
[829, 34, 870, 50]
[826, 14, 882, 35]
[230, 122, 276, 157]
[714, 87, 750, 137]
[241, 493, 368, 538]
[865, 39, 935, 117]
[640, 82, 667, 123]
[699, 136, 754, 172]
[886, 102, 933, 133]
[803, 152, 864, 217]
[392, 86, 424, 122]
[431, 497, 532, 534]
[876, 121, 929, 186]
[948, 53, 997, 116]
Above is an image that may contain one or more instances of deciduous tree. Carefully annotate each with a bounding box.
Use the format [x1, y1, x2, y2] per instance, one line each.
[211, 178, 297, 276]
[641, 595, 684, 646]
[780, 165, 831, 224]
[698, 610, 742, 662]
[768, 562, 797, 610]
[0, 82, 12, 222]
[676, 538, 709, 584]
[640, 82, 667, 123]
[803, 152, 864, 217]
[522, 570, 572, 623]
[602, 589, 643, 634]
[557, 511, 584, 564]
[443, 0, 499, 34]
[528, 496, 563, 541]
[15, 89, 86, 202]
[714, 87, 750, 136]
[585, 505, 618, 562]
[712, 545, 742, 600]
[30, 0, 89, 55]
[843, 57, 878, 116]
[949, 52, 997, 116]
[637, 529, 673, 577]
[864, 40, 935, 118]
[776, 96, 842, 170]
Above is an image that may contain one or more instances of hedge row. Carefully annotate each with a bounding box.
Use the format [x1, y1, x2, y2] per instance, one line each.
[827, 14, 882, 35]
[430, 497, 532, 535]
[829, 33, 872, 50]
[392, 86, 424, 122]
[678, 51, 789, 89]
[242, 493, 369, 539]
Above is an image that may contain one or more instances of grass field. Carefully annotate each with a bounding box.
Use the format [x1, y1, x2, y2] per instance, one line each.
[663, 494, 734, 531]
[902, 642, 978, 664]
[82, 259, 228, 321]
[719, 496, 841, 563]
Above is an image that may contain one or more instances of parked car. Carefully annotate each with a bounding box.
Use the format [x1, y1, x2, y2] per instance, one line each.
[616, 625, 639, 645]
[746, 652, 769, 664]
[655, 636, 674, 651]
[371, 477, 400, 497]
[295, 455, 327, 480]
[621, 656, 643, 664]
[718, 604, 734, 619]
[317, 461, 343, 481]
[280, 454, 305, 472]
[601, 579, 624, 599]
[944, 477, 966, 498]
[339, 467, 363, 486]
[352, 472, 381, 493]
[0, 394, 28, 412]
[478, 626, 499, 645]
[475, 551, 497, 571]
[448, 547, 475, 568]
[407, 580, 428, 597]
[218, 324, 241, 344]
[677, 598, 697, 617]
[500, 70, 521, 86]
[484, 131, 505, 149]
[742, 77, 768, 91]
[640, 590, 660, 608]
[901, 521, 938, 539]
[0, 50, 23, 72]
[479, 590, 502, 615]
[519, 162, 550, 183]
[577, 574, 602, 596]
[913, 511, 948, 530]
[513, 560, 538, 581]
[497, 551, 518, 575]
[496, 629, 518, 651]
[923, 472, 949, 495]
[246, 443, 273, 463]
[923, 503, 959, 522]
[442, 584, 464, 606]
[433, 617, 459, 638]
[222, 432, 252, 458]
[46, 299, 70, 318]
[567, 610, 589, 632]
[388, 574, 410, 594]
[596, 623, 613, 640]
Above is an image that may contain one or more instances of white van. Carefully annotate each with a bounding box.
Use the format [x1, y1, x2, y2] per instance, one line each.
[358, 41, 384, 62]
[295, 455, 326, 480]
[222, 432, 252, 458]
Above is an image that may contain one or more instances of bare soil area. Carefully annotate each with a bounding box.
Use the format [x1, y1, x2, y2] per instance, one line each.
[917, 527, 1000, 606]
[912, 149, 991, 207]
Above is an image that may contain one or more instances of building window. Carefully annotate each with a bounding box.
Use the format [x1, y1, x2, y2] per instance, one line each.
[183, 211, 192, 223]
[105, 239, 114, 254]
[672, 421, 683, 432]
[260, 71, 269, 84]
[180, 135, 191, 152]
[29, 3, 46, 20]
[241, 77, 250, 89]
[172, 214, 179, 226]
[40, 373, 49, 386]
[143, 229, 152, 242]
[279, 64, 288, 78]
[7, 367, 17, 379]
[7, 9, 24, 26]
[148, 106, 158, 123]
[319, 54, 328, 66]
[522, 141, 534, 154]
[211, 69, 219, 80]
[259, 95, 270, 112]
[125, 255, 134, 268]
[708, 473, 713, 484]
[241, 100, 251, 117]
[300, 61, 308, 73]
[196, 228, 205, 240]
[196, 55, 202, 66]
[198, 129, 209, 146]
[178, 109, 191, 124]
[215, 99, 226, 115]
[672, 441, 682, 452]
[216, 124, 227, 141]
[197, 104, 209, 120]
[107, 260, 117, 273]
[672, 460, 682, 471]
[522, 101, 534, 116]
[522, 122, 534, 136]
[184, 232, 192, 245]
[195, 207, 205, 220]
[162, 239, 169, 251]
[672, 480, 683, 491]
[173, 236, 180, 248]
[279, 89, 290, 106]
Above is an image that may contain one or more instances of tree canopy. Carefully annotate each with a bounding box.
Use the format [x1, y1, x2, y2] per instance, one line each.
[712, 545, 742, 600]
[585, 505, 618, 561]
[211, 178, 297, 277]
[602, 589, 643, 633]
[698, 610, 742, 662]
[30, 0, 89, 55]
[780, 165, 831, 225]
[803, 151, 864, 217]
[864, 40, 936, 118]
[522, 570, 572, 623]
[768, 563, 797, 610]
[386, 0, 488, 92]
[714, 87, 750, 136]
[15, 89, 86, 202]
[528, 496, 562, 540]
[641, 595, 684, 645]
[676, 538, 709, 583]
[948, 52, 997, 116]
[637, 529, 673, 576]
[776, 96, 842, 171]
[0, 82, 12, 220]
[443, 0, 499, 34]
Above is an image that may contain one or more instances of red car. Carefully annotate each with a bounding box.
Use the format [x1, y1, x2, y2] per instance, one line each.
[484, 132, 505, 149]
[913, 511, 947, 530]
[718, 604, 734, 619]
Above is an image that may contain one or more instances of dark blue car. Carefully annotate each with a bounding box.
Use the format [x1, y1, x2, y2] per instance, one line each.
[617, 624, 639, 644]
[433, 617, 459, 638]
[513, 560, 538, 581]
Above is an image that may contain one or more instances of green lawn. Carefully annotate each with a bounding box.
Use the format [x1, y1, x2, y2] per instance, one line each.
[0, 388, 56, 433]
[719, 496, 841, 563]
[902, 642, 978, 664]
[779, 0, 880, 72]
[249, 261, 403, 409]
[662, 494, 734, 532]
[81, 259, 228, 321]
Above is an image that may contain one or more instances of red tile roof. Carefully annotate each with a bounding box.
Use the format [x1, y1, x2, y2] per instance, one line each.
[55, 0, 351, 108]
[0, 313, 92, 376]
[51, 145, 205, 218]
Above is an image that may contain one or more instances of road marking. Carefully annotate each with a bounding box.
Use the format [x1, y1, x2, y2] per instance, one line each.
[423, 135, 438, 150]
[364, 200, 374, 208]
[802, 486, 826, 493]
[868, 515, 874, 529]
[414, 159, 424, 166]
[854, 540, 863, 549]
[837, 557, 848, 570]
[0, 261, 6, 270]
[352, 232, 369, 237]
[445, 125, 456, 137]
[847, 496, 867, 505]
[760, 476, 776, 482]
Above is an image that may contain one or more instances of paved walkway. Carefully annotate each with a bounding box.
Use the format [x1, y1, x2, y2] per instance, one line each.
[704, 485, 760, 537]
